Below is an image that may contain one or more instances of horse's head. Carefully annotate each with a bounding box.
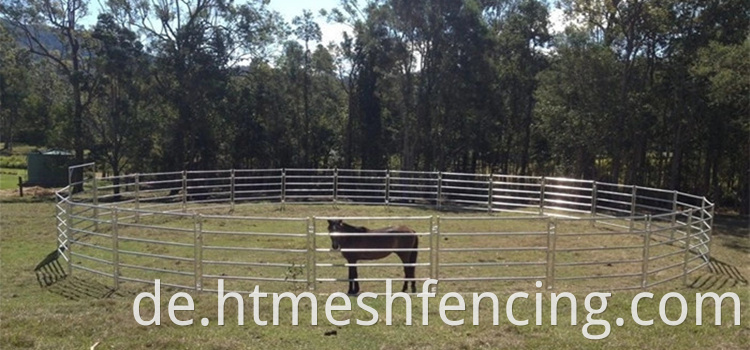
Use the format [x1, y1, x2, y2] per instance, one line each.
[327, 219, 344, 250]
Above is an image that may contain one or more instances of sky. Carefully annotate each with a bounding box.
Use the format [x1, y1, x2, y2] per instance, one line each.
[268, 0, 340, 17]
[82, 0, 566, 48]
[269, 0, 354, 46]
[269, 0, 567, 44]
[79, 0, 351, 48]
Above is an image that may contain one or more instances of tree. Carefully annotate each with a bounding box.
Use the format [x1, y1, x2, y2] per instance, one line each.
[293, 10, 322, 167]
[691, 38, 750, 213]
[89, 13, 154, 191]
[0, 23, 30, 151]
[534, 30, 620, 178]
[107, 0, 283, 171]
[493, 0, 550, 174]
[2, 0, 99, 190]
[351, 3, 395, 170]
[309, 44, 346, 167]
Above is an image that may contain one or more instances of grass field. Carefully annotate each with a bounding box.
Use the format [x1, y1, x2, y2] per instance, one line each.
[0, 142, 32, 191]
[1, 200, 748, 349]
[0, 169, 27, 190]
[61, 202, 706, 294]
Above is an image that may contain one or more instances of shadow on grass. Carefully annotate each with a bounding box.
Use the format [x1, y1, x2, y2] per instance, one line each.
[45, 276, 125, 300]
[689, 257, 748, 289]
[712, 214, 749, 238]
[34, 248, 68, 287]
[34, 258, 68, 287]
[34, 247, 126, 300]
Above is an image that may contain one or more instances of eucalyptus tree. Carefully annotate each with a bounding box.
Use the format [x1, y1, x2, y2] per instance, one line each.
[292, 10, 321, 167]
[275, 40, 306, 166]
[224, 60, 274, 169]
[534, 30, 620, 179]
[556, 0, 656, 183]
[690, 38, 750, 213]
[540, 0, 748, 213]
[308, 44, 346, 167]
[491, 0, 550, 174]
[0, 23, 30, 151]
[386, 0, 502, 172]
[105, 0, 284, 171]
[1, 0, 99, 190]
[89, 13, 155, 190]
[325, 0, 369, 168]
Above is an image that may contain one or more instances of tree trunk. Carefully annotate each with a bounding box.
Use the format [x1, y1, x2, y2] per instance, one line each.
[400, 66, 415, 171]
[72, 73, 85, 193]
[344, 93, 356, 168]
[3, 107, 14, 152]
[303, 41, 311, 167]
[669, 123, 684, 191]
[521, 91, 533, 175]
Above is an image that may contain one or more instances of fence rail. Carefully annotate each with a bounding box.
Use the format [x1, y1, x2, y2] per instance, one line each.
[54, 166, 713, 294]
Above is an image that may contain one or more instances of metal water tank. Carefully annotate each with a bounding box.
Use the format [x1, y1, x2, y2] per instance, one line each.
[26, 150, 74, 187]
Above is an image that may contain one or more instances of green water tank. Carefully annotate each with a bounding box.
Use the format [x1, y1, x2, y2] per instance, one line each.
[26, 150, 74, 187]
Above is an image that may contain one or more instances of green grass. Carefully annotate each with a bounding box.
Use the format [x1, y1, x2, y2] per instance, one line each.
[1, 142, 31, 190]
[0, 168, 27, 190]
[0, 142, 35, 190]
[1, 201, 748, 349]
[61, 202, 704, 294]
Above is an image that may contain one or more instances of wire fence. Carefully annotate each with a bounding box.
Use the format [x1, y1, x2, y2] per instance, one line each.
[52, 166, 714, 294]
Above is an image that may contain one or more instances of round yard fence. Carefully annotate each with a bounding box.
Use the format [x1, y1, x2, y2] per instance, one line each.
[48, 164, 714, 294]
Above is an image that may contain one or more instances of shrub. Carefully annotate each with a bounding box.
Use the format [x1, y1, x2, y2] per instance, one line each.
[0, 156, 27, 169]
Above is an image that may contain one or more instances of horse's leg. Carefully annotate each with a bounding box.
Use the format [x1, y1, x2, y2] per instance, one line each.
[397, 251, 415, 293]
[347, 260, 359, 295]
[406, 237, 419, 293]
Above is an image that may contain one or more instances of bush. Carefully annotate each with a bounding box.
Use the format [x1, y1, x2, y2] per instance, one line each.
[0, 156, 27, 169]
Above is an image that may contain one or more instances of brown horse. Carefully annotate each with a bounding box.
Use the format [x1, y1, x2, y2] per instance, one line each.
[327, 219, 419, 295]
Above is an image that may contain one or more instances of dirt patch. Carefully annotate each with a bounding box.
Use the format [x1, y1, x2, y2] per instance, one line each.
[0, 186, 58, 198]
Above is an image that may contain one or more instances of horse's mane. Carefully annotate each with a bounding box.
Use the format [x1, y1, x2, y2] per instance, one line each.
[341, 222, 369, 232]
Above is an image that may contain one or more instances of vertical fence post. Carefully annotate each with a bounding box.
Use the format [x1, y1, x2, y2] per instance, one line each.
[333, 168, 338, 208]
[487, 174, 494, 214]
[670, 191, 678, 241]
[437, 172, 443, 211]
[66, 198, 74, 276]
[55, 197, 64, 255]
[433, 215, 441, 294]
[281, 169, 286, 211]
[194, 214, 203, 291]
[590, 181, 598, 220]
[682, 212, 693, 286]
[429, 216, 436, 285]
[385, 170, 390, 209]
[92, 165, 99, 231]
[112, 206, 120, 289]
[182, 170, 188, 212]
[700, 199, 706, 250]
[134, 174, 140, 223]
[307, 217, 316, 291]
[539, 177, 546, 215]
[707, 200, 714, 265]
[545, 218, 557, 290]
[230, 169, 236, 212]
[629, 185, 637, 233]
[641, 214, 651, 289]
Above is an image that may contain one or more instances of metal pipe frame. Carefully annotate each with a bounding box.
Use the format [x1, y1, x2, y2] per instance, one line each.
[54, 167, 714, 294]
